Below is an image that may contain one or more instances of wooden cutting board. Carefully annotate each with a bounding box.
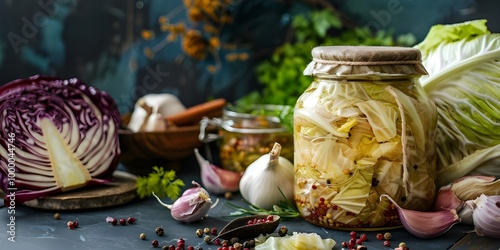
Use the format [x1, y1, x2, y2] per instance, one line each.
[22, 171, 138, 210]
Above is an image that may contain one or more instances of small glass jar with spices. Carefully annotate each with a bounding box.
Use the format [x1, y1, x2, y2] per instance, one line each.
[199, 105, 294, 173]
[293, 46, 437, 229]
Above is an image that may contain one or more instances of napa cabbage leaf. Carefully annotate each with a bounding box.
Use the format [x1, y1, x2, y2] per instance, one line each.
[414, 19, 500, 187]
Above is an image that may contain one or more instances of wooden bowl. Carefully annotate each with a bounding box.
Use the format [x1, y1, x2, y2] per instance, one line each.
[118, 115, 218, 175]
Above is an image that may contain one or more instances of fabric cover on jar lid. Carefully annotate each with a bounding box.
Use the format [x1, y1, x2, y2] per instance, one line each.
[303, 46, 428, 77]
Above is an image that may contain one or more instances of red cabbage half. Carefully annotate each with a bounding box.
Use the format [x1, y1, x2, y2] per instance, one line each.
[0, 75, 121, 203]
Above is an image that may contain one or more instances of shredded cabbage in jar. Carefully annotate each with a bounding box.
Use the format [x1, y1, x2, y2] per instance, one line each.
[293, 78, 437, 228]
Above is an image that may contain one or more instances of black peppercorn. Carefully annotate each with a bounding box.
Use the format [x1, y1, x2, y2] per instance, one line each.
[230, 237, 239, 245]
[155, 227, 164, 236]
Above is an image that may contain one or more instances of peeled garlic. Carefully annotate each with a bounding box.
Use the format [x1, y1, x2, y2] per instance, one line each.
[239, 142, 294, 210]
[469, 194, 500, 238]
[128, 93, 186, 132]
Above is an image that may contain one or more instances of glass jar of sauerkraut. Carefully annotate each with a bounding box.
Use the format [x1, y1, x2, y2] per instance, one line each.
[294, 46, 437, 229]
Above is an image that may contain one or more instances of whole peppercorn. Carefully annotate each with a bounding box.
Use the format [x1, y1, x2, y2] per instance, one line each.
[140, 233, 146, 240]
[196, 229, 204, 237]
[67, 221, 76, 229]
[224, 192, 233, 200]
[278, 226, 288, 237]
[359, 233, 368, 242]
[243, 240, 255, 248]
[162, 246, 169, 250]
[356, 245, 368, 250]
[233, 242, 242, 250]
[395, 242, 410, 250]
[230, 237, 239, 245]
[348, 238, 356, 249]
[111, 218, 118, 225]
[204, 235, 211, 243]
[155, 227, 165, 236]
[152, 239, 159, 247]
[384, 240, 391, 247]
[119, 218, 126, 225]
[349, 231, 357, 239]
[127, 217, 136, 224]
[376, 233, 384, 240]
[213, 238, 221, 245]
[204, 227, 210, 234]
[54, 213, 60, 220]
[177, 238, 185, 249]
[384, 232, 392, 240]
[221, 239, 229, 246]
[211, 227, 217, 235]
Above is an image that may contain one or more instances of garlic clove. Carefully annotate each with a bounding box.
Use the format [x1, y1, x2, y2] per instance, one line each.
[153, 181, 218, 223]
[432, 185, 464, 211]
[381, 194, 461, 239]
[470, 194, 500, 238]
[458, 200, 474, 225]
[194, 148, 242, 194]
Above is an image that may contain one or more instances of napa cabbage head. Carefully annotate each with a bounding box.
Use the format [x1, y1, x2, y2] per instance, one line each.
[414, 19, 500, 187]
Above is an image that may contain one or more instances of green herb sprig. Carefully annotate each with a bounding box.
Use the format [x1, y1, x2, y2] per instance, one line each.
[136, 166, 185, 200]
[225, 188, 300, 218]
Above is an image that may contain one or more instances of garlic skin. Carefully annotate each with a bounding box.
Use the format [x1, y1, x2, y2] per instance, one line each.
[470, 194, 500, 238]
[128, 93, 186, 132]
[239, 142, 294, 210]
[451, 175, 500, 201]
[381, 194, 461, 239]
[194, 148, 242, 194]
[153, 181, 218, 223]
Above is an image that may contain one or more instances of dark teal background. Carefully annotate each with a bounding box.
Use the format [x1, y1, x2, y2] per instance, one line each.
[0, 0, 497, 114]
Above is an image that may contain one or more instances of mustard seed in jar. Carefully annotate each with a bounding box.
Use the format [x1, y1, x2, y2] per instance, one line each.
[294, 46, 437, 229]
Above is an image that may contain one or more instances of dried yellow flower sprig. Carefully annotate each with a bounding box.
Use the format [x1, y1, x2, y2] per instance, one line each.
[141, 0, 248, 72]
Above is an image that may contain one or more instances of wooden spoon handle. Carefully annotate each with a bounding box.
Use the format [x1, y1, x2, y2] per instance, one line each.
[166, 98, 226, 126]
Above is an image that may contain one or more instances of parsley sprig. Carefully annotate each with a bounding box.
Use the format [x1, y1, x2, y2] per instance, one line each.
[136, 166, 185, 200]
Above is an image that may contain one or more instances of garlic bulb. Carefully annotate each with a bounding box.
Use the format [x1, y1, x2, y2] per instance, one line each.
[128, 93, 186, 132]
[469, 194, 500, 238]
[239, 142, 294, 210]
